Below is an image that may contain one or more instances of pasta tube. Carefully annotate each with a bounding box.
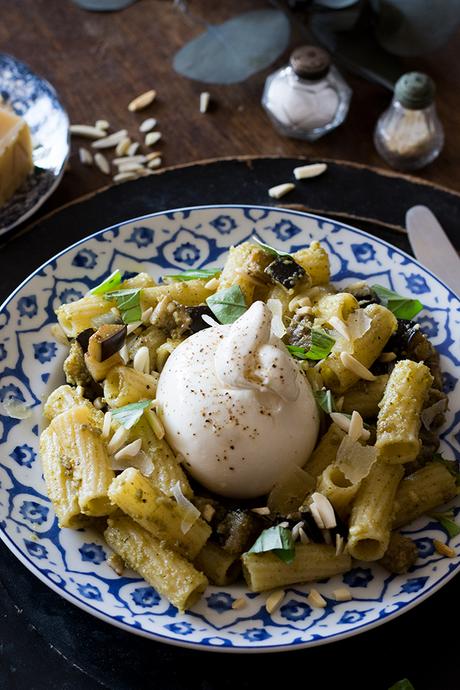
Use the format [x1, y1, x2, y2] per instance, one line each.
[104, 365, 158, 407]
[291, 241, 330, 286]
[317, 464, 360, 520]
[242, 544, 351, 592]
[319, 304, 397, 394]
[375, 360, 433, 464]
[105, 515, 208, 612]
[108, 468, 210, 559]
[218, 242, 271, 303]
[347, 461, 404, 561]
[303, 423, 346, 478]
[393, 462, 457, 529]
[44, 384, 103, 426]
[194, 542, 241, 586]
[341, 374, 389, 418]
[56, 294, 115, 338]
[142, 280, 213, 308]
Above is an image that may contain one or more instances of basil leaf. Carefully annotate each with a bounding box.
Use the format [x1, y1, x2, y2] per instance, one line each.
[206, 285, 247, 324]
[388, 680, 415, 690]
[248, 525, 295, 564]
[430, 511, 460, 538]
[252, 236, 291, 258]
[164, 268, 221, 282]
[287, 329, 335, 361]
[111, 400, 152, 429]
[106, 288, 142, 324]
[90, 269, 123, 295]
[433, 453, 460, 485]
[314, 389, 336, 414]
[372, 285, 423, 320]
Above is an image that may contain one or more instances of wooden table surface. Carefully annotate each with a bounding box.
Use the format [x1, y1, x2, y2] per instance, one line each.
[2, 0, 460, 222]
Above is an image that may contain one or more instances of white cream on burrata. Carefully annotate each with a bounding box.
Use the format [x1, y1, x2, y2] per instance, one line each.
[156, 301, 319, 498]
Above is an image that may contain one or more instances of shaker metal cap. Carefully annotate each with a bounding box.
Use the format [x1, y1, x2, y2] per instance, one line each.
[290, 45, 331, 80]
[395, 72, 436, 110]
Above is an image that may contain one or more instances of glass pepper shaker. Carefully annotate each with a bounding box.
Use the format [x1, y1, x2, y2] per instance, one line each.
[374, 72, 444, 171]
[261, 45, 352, 141]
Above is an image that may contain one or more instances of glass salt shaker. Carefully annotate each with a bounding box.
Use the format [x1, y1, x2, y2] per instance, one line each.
[261, 45, 352, 141]
[374, 72, 444, 171]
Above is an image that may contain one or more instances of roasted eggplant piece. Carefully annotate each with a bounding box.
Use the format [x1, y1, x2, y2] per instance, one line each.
[265, 255, 306, 290]
[385, 319, 443, 389]
[343, 281, 380, 308]
[76, 328, 94, 354]
[184, 305, 215, 334]
[379, 532, 418, 574]
[285, 311, 313, 349]
[215, 508, 265, 555]
[88, 324, 127, 362]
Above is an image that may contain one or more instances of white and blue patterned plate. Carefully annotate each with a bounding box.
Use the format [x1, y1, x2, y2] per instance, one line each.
[1, 205, 459, 652]
[0, 53, 69, 234]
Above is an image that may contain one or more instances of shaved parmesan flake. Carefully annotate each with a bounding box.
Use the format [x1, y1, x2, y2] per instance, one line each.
[328, 316, 350, 341]
[336, 436, 377, 485]
[171, 480, 200, 534]
[267, 298, 286, 338]
[421, 398, 448, 430]
[110, 449, 153, 476]
[346, 309, 372, 341]
[1, 399, 32, 419]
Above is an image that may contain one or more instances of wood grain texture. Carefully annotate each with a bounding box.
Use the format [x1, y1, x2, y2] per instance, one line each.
[1, 0, 460, 224]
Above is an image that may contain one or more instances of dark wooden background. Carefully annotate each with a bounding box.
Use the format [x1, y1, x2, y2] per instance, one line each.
[1, 0, 460, 225]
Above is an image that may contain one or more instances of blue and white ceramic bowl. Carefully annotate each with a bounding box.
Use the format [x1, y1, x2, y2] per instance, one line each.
[0, 53, 69, 234]
[1, 205, 459, 652]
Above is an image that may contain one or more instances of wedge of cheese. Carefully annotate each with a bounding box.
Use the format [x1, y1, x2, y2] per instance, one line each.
[0, 107, 33, 207]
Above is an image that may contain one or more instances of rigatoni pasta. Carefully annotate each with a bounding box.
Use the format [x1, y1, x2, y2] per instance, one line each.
[39, 235, 456, 613]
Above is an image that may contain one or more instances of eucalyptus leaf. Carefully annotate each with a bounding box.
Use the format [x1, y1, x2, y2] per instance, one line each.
[372, 0, 460, 57]
[173, 9, 291, 84]
[111, 400, 151, 429]
[106, 288, 142, 324]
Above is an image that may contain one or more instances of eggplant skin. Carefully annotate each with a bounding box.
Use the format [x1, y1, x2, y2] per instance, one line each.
[265, 256, 306, 290]
[89, 324, 127, 362]
[184, 305, 214, 334]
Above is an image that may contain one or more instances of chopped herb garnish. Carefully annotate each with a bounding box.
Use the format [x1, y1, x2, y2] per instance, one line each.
[433, 452, 460, 485]
[164, 268, 221, 282]
[106, 288, 142, 324]
[430, 511, 460, 538]
[252, 236, 291, 258]
[287, 329, 335, 361]
[111, 400, 152, 429]
[90, 269, 123, 295]
[206, 285, 247, 324]
[388, 680, 415, 690]
[372, 285, 423, 320]
[314, 389, 336, 414]
[247, 525, 295, 564]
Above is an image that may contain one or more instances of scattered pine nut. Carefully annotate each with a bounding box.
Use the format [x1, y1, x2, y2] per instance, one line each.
[107, 425, 130, 454]
[147, 157, 162, 169]
[204, 277, 219, 291]
[251, 506, 270, 516]
[94, 152, 110, 175]
[144, 407, 165, 440]
[117, 162, 145, 173]
[200, 91, 211, 113]
[145, 131, 162, 146]
[133, 346, 150, 374]
[113, 155, 146, 165]
[379, 351, 397, 363]
[299, 527, 310, 544]
[113, 438, 142, 462]
[92, 130, 129, 149]
[70, 124, 106, 139]
[265, 589, 285, 614]
[340, 352, 377, 381]
[307, 589, 327, 608]
[232, 598, 247, 610]
[113, 172, 137, 183]
[332, 587, 352, 602]
[293, 163, 327, 180]
[145, 151, 162, 161]
[348, 410, 364, 443]
[268, 182, 295, 199]
[95, 119, 110, 131]
[139, 117, 157, 133]
[433, 539, 456, 558]
[79, 147, 93, 165]
[126, 321, 143, 335]
[128, 89, 157, 112]
[93, 396, 104, 410]
[128, 142, 140, 156]
[102, 411, 112, 439]
[115, 137, 132, 156]
[201, 503, 216, 523]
